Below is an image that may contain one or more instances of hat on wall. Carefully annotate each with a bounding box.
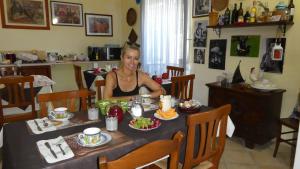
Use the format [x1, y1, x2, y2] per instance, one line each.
[211, 0, 229, 11]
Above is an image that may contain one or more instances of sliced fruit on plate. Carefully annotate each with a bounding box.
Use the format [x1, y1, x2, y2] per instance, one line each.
[129, 117, 161, 130]
[156, 108, 177, 119]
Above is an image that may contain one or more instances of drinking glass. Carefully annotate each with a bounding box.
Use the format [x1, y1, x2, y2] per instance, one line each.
[105, 116, 118, 131]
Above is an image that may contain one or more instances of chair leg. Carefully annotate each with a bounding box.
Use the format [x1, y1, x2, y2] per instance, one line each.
[273, 124, 282, 158]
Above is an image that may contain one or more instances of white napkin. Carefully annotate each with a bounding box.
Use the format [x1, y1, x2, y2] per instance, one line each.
[27, 117, 57, 134]
[217, 116, 235, 137]
[37, 136, 74, 163]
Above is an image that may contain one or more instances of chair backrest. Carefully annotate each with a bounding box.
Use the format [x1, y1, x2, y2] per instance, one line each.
[0, 76, 36, 124]
[167, 66, 184, 78]
[171, 74, 195, 100]
[99, 131, 184, 169]
[95, 80, 105, 100]
[183, 104, 231, 169]
[0, 66, 18, 76]
[73, 64, 84, 89]
[37, 89, 89, 117]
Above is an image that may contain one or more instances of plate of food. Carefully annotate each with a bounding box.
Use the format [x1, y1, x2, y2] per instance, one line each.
[178, 100, 202, 114]
[129, 117, 161, 131]
[154, 108, 179, 120]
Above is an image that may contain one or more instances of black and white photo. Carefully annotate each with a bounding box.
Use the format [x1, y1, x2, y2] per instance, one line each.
[193, 0, 210, 17]
[209, 39, 227, 70]
[193, 20, 207, 47]
[194, 48, 205, 64]
[260, 38, 286, 74]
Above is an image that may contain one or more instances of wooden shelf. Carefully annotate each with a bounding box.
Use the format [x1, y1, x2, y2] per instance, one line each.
[207, 21, 294, 28]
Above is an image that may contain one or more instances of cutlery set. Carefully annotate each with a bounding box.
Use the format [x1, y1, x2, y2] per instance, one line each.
[44, 140, 67, 158]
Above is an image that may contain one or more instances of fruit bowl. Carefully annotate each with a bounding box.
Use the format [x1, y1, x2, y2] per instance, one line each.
[178, 100, 202, 114]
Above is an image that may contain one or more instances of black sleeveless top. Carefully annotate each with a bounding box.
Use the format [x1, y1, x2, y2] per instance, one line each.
[112, 71, 140, 97]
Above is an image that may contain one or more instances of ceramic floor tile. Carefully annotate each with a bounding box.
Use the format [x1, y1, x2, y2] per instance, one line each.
[223, 149, 255, 165]
[225, 137, 246, 151]
[225, 163, 259, 169]
[249, 146, 286, 167]
[258, 164, 290, 169]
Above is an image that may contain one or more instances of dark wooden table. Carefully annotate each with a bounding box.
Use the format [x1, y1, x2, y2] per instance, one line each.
[206, 82, 286, 149]
[3, 107, 210, 169]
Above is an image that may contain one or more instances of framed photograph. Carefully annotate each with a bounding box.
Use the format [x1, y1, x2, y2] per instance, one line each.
[260, 38, 286, 74]
[85, 13, 113, 36]
[193, 0, 210, 17]
[0, 0, 50, 30]
[209, 39, 227, 70]
[230, 35, 260, 57]
[194, 48, 205, 64]
[193, 20, 208, 47]
[50, 1, 83, 26]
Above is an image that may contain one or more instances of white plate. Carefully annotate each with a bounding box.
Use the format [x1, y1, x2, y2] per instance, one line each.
[154, 112, 179, 121]
[128, 121, 161, 131]
[141, 94, 151, 98]
[48, 113, 74, 122]
[179, 100, 201, 109]
[143, 103, 159, 112]
[77, 132, 112, 147]
[251, 84, 278, 91]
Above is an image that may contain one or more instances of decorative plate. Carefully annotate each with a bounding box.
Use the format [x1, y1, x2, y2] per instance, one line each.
[77, 132, 112, 147]
[126, 8, 137, 26]
[251, 84, 278, 92]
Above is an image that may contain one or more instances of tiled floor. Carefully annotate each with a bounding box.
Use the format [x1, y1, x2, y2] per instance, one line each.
[0, 137, 293, 169]
[156, 136, 293, 169]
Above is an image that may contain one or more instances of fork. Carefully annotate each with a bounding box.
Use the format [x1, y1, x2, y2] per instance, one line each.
[56, 143, 66, 155]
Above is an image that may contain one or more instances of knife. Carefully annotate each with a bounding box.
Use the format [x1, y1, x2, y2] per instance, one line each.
[45, 142, 57, 159]
[34, 120, 42, 131]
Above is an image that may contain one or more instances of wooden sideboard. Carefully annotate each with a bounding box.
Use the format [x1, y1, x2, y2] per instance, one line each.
[18, 65, 52, 78]
[206, 82, 286, 149]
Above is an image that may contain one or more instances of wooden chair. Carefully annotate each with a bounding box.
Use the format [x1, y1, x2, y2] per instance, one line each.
[171, 74, 195, 100]
[167, 66, 184, 78]
[95, 80, 105, 100]
[37, 89, 89, 118]
[183, 104, 231, 169]
[0, 76, 37, 124]
[73, 64, 95, 106]
[99, 131, 184, 169]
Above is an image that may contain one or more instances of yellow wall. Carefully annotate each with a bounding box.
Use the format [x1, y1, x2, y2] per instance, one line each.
[190, 0, 300, 118]
[0, 0, 139, 91]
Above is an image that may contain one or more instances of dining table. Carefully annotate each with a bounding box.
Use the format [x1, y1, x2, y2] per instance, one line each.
[2, 104, 223, 169]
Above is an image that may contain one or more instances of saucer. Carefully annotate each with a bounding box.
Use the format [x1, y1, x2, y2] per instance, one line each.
[154, 112, 179, 120]
[49, 112, 74, 122]
[77, 132, 112, 147]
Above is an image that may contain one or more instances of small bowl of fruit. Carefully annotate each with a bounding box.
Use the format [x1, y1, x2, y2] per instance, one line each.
[178, 100, 202, 114]
[129, 117, 161, 131]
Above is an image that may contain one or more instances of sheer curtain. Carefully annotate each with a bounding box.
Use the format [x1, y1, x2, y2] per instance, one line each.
[141, 0, 184, 75]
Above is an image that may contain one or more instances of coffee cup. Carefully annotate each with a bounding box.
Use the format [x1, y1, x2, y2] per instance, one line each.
[88, 108, 99, 120]
[49, 107, 67, 119]
[79, 127, 101, 145]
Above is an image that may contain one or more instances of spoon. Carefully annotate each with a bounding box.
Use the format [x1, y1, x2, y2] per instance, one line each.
[42, 120, 48, 127]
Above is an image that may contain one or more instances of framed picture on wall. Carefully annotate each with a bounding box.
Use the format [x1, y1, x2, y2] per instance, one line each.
[85, 13, 113, 36]
[50, 1, 83, 26]
[0, 0, 50, 30]
[193, 0, 210, 17]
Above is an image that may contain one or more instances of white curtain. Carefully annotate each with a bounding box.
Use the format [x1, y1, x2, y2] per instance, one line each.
[141, 0, 184, 75]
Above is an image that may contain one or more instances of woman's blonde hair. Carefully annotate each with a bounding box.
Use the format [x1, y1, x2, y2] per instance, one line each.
[121, 43, 140, 58]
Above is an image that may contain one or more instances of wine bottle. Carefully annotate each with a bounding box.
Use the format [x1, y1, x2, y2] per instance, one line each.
[250, 1, 257, 23]
[237, 2, 244, 23]
[244, 11, 251, 23]
[231, 3, 238, 24]
[224, 7, 231, 25]
[288, 0, 295, 22]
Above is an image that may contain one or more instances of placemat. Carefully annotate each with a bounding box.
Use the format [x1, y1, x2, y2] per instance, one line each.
[64, 129, 133, 156]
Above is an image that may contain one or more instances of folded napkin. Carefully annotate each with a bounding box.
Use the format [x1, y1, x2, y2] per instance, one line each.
[27, 117, 57, 134]
[217, 116, 235, 137]
[37, 136, 74, 163]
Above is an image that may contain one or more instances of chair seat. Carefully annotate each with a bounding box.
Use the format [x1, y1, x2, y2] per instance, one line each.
[281, 118, 299, 130]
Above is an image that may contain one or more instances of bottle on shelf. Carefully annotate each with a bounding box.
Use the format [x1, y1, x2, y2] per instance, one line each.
[250, 1, 257, 22]
[244, 10, 251, 23]
[288, 0, 295, 22]
[224, 7, 231, 25]
[237, 2, 244, 23]
[231, 3, 238, 24]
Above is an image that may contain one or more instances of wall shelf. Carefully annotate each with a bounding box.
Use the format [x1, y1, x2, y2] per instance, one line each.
[207, 21, 294, 37]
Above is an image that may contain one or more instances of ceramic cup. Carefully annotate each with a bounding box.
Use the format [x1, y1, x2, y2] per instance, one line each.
[49, 107, 67, 119]
[79, 127, 101, 145]
[88, 108, 99, 120]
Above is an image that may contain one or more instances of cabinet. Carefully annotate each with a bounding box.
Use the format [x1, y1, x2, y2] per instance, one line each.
[18, 65, 52, 78]
[206, 82, 286, 149]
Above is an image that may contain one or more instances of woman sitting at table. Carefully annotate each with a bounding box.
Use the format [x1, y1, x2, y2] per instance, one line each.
[103, 44, 164, 100]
